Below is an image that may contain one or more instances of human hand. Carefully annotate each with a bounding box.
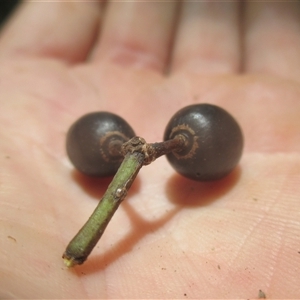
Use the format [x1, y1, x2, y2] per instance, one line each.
[0, 2, 299, 298]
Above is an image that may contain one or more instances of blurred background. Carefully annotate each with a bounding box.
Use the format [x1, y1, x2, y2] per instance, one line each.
[0, 0, 19, 28]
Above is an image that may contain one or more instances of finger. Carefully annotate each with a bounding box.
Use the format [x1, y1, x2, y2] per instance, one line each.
[171, 2, 241, 74]
[0, 1, 102, 63]
[92, 2, 179, 72]
[244, 2, 300, 81]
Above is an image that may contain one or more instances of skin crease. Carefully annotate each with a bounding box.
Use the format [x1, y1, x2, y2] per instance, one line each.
[0, 1, 300, 299]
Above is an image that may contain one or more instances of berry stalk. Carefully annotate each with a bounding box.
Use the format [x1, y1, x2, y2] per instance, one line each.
[63, 151, 144, 267]
[63, 136, 184, 267]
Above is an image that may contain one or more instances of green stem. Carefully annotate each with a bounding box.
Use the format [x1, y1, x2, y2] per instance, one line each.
[62, 135, 185, 267]
[63, 151, 144, 267]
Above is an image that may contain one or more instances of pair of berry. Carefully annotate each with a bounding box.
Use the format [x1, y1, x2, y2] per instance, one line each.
[63, 103, 243, 267]
[66, 103, 243, 181]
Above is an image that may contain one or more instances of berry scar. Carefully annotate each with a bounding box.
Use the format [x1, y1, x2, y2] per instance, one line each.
[62, 103, 244, 267]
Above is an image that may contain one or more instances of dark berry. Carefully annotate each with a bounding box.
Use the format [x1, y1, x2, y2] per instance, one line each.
[66, 112, 135, 177]
[164, 104, 243, 181]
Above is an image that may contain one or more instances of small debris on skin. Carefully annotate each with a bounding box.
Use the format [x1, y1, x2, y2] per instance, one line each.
[258, 289, 266, 299]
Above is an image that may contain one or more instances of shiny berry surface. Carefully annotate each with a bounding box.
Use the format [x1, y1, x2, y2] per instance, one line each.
[66, 112, 135, 177]
[164, 104, 243, 181]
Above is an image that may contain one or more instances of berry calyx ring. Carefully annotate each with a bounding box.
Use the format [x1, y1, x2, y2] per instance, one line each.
[62, 104, 244, 267]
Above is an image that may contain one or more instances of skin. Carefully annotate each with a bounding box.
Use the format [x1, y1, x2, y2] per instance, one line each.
[0, 1, 300, 298]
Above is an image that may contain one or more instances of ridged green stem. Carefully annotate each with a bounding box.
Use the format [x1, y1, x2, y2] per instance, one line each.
[63, 152, 144, 267]
[62, 135, 185, 267]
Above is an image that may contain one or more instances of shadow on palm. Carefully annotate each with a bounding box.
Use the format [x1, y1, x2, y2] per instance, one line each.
[67, 164, 240, 275]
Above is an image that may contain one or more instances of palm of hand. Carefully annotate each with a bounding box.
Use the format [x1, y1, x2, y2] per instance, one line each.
[1, 2, 300, 299]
